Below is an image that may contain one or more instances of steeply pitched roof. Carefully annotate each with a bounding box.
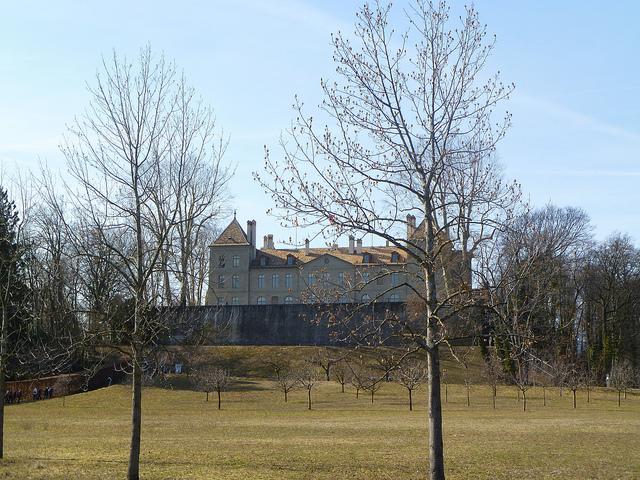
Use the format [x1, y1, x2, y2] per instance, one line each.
[255, 246, 405, 267]
[213, 218, 249, 246]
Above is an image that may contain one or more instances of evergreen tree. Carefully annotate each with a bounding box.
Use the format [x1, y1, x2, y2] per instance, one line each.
[0, 186, 31, 458]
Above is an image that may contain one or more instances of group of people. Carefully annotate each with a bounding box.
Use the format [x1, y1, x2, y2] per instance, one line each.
[32, 386, 55, 401]
[3, 386, 57, 404]
[4, 389, 23, 404]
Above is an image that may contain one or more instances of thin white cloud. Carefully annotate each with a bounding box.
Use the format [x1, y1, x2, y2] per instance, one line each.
[516, 93, 640, 143]
[245, 0, 350, 34]
[521, 168, 640, 177]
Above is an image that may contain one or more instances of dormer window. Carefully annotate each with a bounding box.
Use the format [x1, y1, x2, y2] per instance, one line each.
[362, 253, 372, 263]
[260, 256, 267, 267]
[287, 254, 295, 266]
[391, 252, 399, 263]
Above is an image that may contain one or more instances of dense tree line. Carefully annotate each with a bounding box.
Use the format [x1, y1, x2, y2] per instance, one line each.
[484, 205, 639, 387]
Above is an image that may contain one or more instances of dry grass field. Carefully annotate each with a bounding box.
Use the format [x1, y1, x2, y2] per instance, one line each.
[2, 348, 639, 479]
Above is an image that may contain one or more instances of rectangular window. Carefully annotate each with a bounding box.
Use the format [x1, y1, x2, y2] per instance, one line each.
[272, 273, 280, 289]
[258, 273, 265, 288]
[217, 275, 225, 288]
[361, 271, 370, 284]
[217, 297, 225, 305]
[232, 255, 240, 268]
[391, 272, 399, 286]
[285, 273, 293, 288]
[307, 273, 315, 286]
[322, 272, 330, 282]
[231, 297, 240, 305]
[232, 275, 240, 289]
[338, 272, 344, 286]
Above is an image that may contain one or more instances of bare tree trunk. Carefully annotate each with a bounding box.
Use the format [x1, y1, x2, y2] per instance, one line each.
[543, 387, 546, 407]
[0, 359, 4, 459]
[0, 308, 5, 460]
[162, 250, 172, 306]
[127, 350, 143, 480]
[284, 391, 288, 403]
[206, 392, 209, 402]
[180, 252, 189, 307]
[341, 383, 345, 393]
[572, 390, 576, 409]
[217, 390, 221, 410]
[492, 387, 496, 409]
[522, 390, 527, 412]
[618, 390, 621, 407]
[307, 389, 311, 410]
[371, 389, 374, 404]
[409, 389, 413, 411]
[427, 345, 445, 480]
[587, 387, 590, 404]
[424, 208, 446, 480]
[466, 386, 470, 407]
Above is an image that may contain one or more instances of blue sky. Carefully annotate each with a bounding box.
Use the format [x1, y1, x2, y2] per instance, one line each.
[1, 1, 639, 245]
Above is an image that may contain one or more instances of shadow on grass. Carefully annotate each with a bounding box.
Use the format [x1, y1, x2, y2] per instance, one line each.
[155, 375, 271, 393]
[12, 456, 237, 468]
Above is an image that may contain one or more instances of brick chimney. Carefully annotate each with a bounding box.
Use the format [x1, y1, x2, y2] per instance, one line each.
[267, 234, 275, 249]
[348, 235, 355, 254]
[355, 238, 363, 254]
[407, 214, 417, 239]
[304, 238, 310, 255]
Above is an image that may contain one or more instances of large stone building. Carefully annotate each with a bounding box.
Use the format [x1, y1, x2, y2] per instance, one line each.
[205, 216, 469, 306]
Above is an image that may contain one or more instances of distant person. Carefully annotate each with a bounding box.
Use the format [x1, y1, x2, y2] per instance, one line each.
[32, 387, 38, 401]
[16, 390, 21, 403]
[107, 376, 112, 387]
[49, 387, 54, 398]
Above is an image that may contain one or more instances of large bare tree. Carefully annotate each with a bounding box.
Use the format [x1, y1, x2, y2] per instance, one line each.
[61, 47, 229, 480]
[256, 2, 516, 478]
[169, 82, 232, 306]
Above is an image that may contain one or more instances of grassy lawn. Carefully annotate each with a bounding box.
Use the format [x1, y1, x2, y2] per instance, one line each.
[3, 376, 639, 479]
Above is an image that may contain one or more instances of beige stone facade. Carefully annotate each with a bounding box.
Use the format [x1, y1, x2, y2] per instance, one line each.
[205, 216, 464, 306]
